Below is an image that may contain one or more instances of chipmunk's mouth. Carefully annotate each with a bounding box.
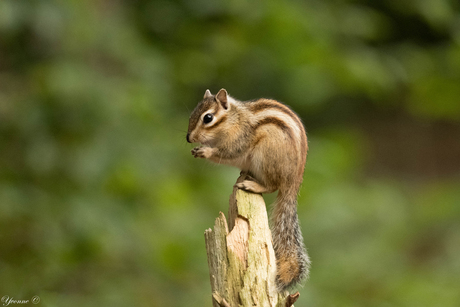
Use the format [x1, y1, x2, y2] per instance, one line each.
[186, 132, 201, 144]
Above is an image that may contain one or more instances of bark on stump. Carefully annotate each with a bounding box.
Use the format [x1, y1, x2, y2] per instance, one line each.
[204, 176, 299, 307]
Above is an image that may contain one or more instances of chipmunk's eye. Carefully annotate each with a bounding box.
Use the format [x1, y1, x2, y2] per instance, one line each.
[203, 113, 213, 124]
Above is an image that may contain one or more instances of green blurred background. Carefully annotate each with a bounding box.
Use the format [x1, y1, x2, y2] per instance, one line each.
[1, 0, 460, 306]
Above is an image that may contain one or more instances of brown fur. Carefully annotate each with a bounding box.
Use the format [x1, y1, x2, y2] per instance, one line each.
[187, 89, 310, 291]
[277, 255, 300, 285]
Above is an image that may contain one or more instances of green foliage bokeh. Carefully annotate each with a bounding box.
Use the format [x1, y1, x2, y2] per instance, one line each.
[1, 0, 459, 306]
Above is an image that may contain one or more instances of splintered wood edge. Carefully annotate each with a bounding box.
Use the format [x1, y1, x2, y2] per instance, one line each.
[226, 216, 249, 267]
[205, 211, 229, 302]
[205, 182, 295, 307]
[285, 292, 300, 307]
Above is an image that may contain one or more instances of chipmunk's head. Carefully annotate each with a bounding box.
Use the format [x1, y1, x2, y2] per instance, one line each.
[187, 88, 234, 145]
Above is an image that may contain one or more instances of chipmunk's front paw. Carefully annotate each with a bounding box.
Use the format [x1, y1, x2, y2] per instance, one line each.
[191, 146, 213, 159]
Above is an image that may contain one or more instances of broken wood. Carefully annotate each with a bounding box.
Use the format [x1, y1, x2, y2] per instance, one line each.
[204, 175, 297, 307]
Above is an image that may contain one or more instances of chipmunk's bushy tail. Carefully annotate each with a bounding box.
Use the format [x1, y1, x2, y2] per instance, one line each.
[271, 192, 310, 291]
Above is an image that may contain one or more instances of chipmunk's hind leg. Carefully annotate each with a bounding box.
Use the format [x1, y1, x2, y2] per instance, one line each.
[234, 174, 276, 194]
[235, 180, 271, 194]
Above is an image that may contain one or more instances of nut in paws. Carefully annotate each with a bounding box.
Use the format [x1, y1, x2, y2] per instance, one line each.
[191, 146, 212, 159]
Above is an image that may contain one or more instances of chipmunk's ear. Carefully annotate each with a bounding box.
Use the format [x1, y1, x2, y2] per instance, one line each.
[216, 88, 228, 110]
[203, 89, 212, 99]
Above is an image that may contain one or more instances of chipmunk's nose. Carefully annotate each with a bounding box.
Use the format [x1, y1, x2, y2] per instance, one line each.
[186, 133, 191, 143]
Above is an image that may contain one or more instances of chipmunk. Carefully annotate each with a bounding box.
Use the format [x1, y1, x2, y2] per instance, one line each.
[187, 88, 310, 291]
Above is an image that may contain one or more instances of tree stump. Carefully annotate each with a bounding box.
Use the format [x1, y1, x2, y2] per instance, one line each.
[204, 176, 299, 307]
